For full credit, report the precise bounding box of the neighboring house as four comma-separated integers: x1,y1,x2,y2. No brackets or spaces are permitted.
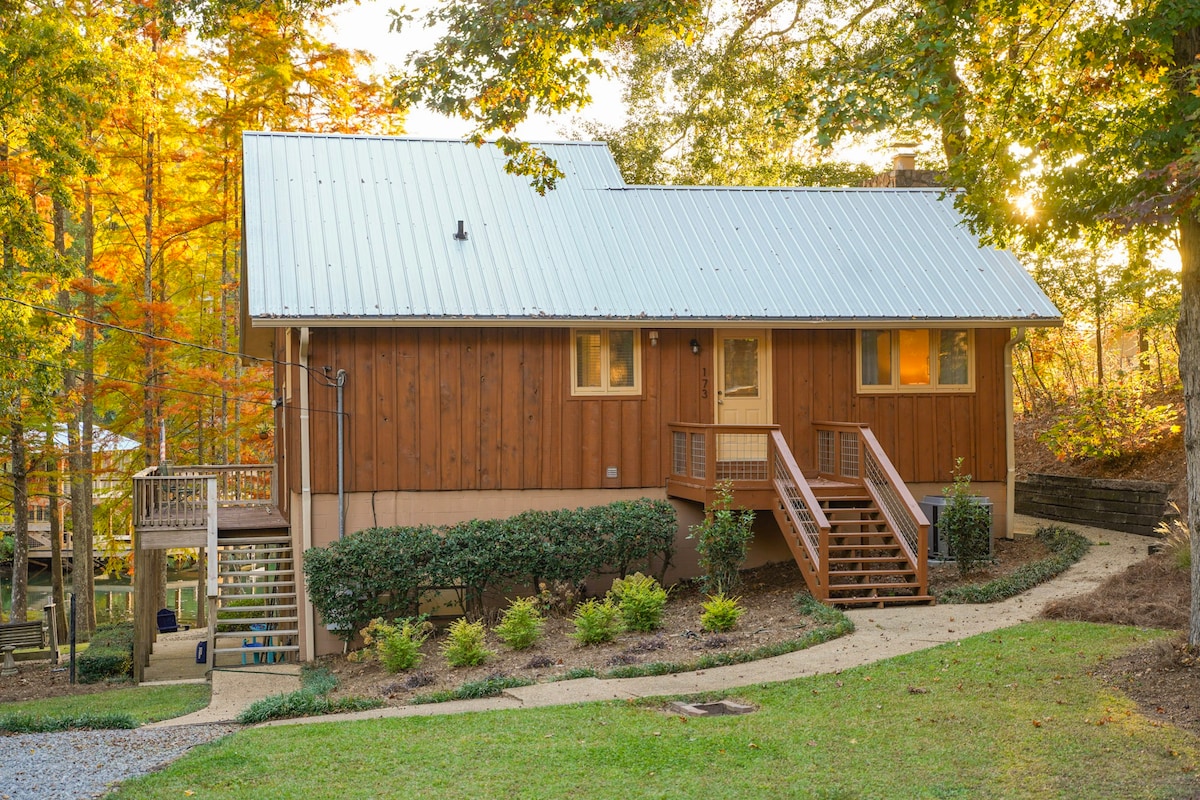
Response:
1,425,140,561
238,132,1060,660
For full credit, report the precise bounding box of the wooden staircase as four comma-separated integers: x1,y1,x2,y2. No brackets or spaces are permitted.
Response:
210,532,301,666
813,486,934,606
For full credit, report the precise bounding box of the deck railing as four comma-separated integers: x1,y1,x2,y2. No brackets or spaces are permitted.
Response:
813,421,929,589
668,423,779,488
768,430,831,591
132,464,276,530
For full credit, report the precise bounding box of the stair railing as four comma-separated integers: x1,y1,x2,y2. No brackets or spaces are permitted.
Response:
813,422,930,593
768,430,831,597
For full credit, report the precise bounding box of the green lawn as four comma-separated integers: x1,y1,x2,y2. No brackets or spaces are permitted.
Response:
117,622,1199,799
0,683,210,730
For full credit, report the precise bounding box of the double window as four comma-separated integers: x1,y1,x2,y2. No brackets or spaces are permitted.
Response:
858,329,973,392
571,329,640,395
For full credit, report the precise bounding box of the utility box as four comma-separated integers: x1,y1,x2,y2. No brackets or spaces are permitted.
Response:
919,495,994,562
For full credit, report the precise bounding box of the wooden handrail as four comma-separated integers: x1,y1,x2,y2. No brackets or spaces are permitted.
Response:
858,428,928,527
768,431,830,589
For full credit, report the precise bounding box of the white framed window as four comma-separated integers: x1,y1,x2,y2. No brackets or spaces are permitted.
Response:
571,328,641,396
857,329,974,393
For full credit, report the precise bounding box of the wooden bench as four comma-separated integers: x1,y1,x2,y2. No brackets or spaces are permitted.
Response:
0,621,46,676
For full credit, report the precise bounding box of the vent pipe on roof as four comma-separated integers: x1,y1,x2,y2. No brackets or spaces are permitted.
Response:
453,220,468,240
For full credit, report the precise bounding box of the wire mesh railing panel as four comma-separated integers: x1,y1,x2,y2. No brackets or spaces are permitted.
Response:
773,449,821,558
672,431,687,476
818,430,835,474
715,433,769,481
689,433,707,479
863,449,919,554
839,432,860,479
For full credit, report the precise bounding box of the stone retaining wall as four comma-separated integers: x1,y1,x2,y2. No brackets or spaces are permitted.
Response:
1014,472,1170,535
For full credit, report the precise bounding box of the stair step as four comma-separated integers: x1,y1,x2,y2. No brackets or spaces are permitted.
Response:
827,569,915,578
832,595,935,606
219,556,294,564
212,644,301,655
214,628,300,640
828,556,910,564
829,581,922,591
215,615,299,625
218,537,291,546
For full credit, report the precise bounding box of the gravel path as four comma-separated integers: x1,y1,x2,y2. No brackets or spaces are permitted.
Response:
0,724,237,800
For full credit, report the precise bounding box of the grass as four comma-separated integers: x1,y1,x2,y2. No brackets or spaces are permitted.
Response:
116,621,1199,799
0,684,210,733
938,526,1092,604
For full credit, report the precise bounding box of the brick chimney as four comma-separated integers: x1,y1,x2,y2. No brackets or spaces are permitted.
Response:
861,143,942,188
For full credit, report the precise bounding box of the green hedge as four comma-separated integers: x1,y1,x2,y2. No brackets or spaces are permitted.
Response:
937,526,1091,604
305,499,677,640
78,622,134,684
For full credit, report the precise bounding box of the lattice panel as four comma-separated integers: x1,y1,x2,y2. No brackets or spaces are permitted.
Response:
818,430,835,474
839,432,860,478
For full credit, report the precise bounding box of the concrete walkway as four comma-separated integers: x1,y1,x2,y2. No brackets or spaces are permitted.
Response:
158,516,1154,728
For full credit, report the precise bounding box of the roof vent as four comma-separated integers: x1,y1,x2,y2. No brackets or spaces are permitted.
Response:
453,220,468,240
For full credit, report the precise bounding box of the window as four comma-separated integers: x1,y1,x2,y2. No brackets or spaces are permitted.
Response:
571,328,641,395
857,329,973,392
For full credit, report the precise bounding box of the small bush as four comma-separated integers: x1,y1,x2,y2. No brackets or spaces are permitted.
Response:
550,666,598,682
78,622,135,684
493,597,544,650
939,458,993,576
1157,508,1191,570
608,573,668,632
689,482,755,594
361,617,430,672
570,598,622,645
700,593,744,633
441,618,493,667
236,665,382,724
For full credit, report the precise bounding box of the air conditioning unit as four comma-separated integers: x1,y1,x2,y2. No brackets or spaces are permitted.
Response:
919,495,994,563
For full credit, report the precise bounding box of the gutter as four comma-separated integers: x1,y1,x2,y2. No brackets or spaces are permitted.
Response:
1003,327,1026,539
299,327,315,661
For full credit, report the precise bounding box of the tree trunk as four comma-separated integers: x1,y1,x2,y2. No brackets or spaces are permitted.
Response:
10,418,27,621
47,441,67,636
1179,211,1200,650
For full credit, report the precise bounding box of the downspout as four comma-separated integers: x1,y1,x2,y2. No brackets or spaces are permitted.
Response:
1003,327,1026,539
299,327,315,661
336,369,347,539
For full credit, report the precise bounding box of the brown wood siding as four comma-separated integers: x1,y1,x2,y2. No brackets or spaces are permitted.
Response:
302,327,710,494
772,328,1009,483
288,325,1008,494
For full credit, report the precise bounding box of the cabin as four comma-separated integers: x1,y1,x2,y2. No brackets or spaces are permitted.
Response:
138,131,1060,666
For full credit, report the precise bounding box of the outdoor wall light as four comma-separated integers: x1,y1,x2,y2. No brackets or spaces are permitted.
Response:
690,338,701,355
648,330,659,347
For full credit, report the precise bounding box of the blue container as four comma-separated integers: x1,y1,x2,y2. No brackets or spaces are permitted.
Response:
195,640,207,664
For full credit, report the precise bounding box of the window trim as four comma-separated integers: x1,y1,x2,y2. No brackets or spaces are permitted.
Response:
570,328,643,396
856,328,975,394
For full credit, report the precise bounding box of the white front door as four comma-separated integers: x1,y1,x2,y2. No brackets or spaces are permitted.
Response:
716,330,771,425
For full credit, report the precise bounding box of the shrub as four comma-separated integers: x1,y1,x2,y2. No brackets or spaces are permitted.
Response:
1157,508,1191,571
305,525,442,641
410,674,535,705
1038,375,1177,462
493,597,544,650
608,572,668,632
78,622,134,684
361,617,430,672
570,598,622,645
689,482,755,594
700,593,744,632
441,618,493,667
939,459,993,576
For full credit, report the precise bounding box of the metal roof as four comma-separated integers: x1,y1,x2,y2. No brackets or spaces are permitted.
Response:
242,132,1061,326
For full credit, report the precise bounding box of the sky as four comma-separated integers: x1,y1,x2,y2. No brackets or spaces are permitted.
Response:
327,0,625,140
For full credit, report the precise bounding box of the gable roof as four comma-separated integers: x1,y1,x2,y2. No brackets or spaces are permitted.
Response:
241,132,1060,332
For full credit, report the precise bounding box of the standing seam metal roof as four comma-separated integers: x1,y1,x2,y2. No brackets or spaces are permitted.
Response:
241,132,1061,324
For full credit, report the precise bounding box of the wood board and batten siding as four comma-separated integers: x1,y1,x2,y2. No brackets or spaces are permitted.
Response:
280,325,1008,498
772,327,1010,484
291,327,713,495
